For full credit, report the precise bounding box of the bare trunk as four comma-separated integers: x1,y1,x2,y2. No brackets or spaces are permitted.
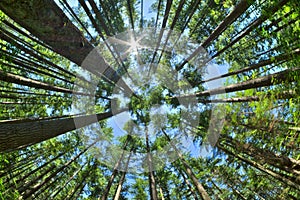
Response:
0,69,104,98
0,109,126,152
101,137,131,200
176,68,300,99
162,129,211,200
199,90,296,103
146,128,158,200
113,151,132,200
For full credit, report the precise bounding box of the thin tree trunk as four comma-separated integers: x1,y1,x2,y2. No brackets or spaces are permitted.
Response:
162,129,211,200
176,68,300,99
0,57,72,84
199,90,296,103
60,0,95,42
156,0,186,63
159,186,165,200
6,151,66,190
222,136,300,175
127,0,135,30
66,174,88,200
154,0,162,29
150,0,173,65
100,136,131,200
50,162,87,199
0,31,74,78
73,182,87,200
177,0,252,70
87,0,111,36
140,0,143,28
203,49,300,84
210,180,224,198
113,150,132,200
226,182,247,200
217,143,300,191
21,141,96,199
17,165,56,195
0,69,110,99
1,160,35,184
146,128,158,200
176,166,200,200
213,0,289,58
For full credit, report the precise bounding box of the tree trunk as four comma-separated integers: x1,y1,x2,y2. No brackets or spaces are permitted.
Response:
162,129,211,200
0,30,74,78
177,166,200,200
222,136,300,175
51,163,87,199
203,49,300,84
176,68,300,99
6,152,65,190
217,142,300,191
0,69,101,98
146,128,158,200
213,0,289,58
159,186,165,200
0,0,92,66
0,0,134,95
21,141,95,199
150,0,173,65
0,109,126,152
113,151,132,200
177,0,252,70
100,137,131,200
199,90,296,103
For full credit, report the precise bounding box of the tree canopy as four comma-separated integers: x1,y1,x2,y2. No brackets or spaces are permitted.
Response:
0,0,299,199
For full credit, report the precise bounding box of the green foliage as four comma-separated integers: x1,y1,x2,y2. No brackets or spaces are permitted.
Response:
0,0,300,199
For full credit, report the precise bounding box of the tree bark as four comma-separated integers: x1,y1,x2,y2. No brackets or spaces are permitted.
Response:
0,0,92,66
176,68,300,99
0,109,127,152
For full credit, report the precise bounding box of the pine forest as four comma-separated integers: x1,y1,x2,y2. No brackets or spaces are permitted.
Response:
0,0,299,199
